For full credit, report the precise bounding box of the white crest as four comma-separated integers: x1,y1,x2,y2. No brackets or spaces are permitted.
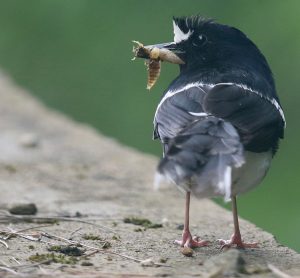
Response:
173,20,193,43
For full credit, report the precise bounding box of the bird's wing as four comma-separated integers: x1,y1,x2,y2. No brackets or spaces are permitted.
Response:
203,83,285,153
153,85,207,143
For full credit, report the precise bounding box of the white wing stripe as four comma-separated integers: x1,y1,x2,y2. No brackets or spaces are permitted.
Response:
188,112,208,117
154,82,286,127
154,82,209,119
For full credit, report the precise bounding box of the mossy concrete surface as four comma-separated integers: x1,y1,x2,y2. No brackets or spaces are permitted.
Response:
0,72,299,277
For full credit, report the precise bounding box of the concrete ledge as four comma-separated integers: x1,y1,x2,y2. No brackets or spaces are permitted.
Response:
0,73,299,277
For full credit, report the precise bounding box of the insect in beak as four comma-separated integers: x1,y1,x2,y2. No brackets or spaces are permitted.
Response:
132,41,184,90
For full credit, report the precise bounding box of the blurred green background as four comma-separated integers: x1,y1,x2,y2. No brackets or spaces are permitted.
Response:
0,0,299,251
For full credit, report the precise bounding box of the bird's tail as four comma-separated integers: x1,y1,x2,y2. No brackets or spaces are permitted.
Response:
156,116,244,200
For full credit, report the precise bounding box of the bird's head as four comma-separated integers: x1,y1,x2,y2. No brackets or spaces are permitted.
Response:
144,16,269,74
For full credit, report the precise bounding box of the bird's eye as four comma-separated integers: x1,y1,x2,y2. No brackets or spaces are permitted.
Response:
192,34,207,47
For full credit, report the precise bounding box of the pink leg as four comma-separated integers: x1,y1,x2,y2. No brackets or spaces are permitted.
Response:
174,192,209,248
218,196,258,249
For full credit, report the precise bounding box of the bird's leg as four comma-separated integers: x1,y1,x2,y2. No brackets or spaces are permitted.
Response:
218,196,258,249
174,191,209,248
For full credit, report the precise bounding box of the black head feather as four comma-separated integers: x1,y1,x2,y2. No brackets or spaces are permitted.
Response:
171,15,275,95
173,15,214,34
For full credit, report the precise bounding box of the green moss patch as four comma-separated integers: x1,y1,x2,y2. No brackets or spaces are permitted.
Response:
82,234,102,240
47,245,84,256
123,217,162,229
29,253,78,265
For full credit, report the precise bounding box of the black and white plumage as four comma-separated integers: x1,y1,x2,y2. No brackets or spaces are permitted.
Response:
141,16,285,248
154,81,284,200
157,116,244,201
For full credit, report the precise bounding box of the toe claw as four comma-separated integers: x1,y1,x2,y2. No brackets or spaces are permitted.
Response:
217,239,227,245
174,239,183,247
186,237,209,248
241,242,259,248
175,231,209,248
217,237,258,249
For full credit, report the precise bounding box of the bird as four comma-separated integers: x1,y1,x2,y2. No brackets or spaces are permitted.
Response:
137,16,285,249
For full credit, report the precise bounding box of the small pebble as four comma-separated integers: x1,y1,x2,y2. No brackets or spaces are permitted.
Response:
181,247,193,257
19,133,39,148
102,241,111,249
159,258,168,263
161,217,169,226
81,261,93,266
176,224,184,230
75,211,82,217
140,258,155,267
9,203,38,215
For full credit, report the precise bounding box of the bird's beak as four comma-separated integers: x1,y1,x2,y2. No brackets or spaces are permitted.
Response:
133,41,184,65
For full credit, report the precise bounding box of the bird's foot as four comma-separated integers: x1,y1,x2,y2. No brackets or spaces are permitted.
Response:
174,230,209,248
217,233,258,249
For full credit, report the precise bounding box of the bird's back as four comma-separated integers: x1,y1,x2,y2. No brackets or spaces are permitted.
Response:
152,16,285,199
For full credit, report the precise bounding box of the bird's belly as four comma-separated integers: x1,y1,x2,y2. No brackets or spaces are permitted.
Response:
231,151,272,196
188,151,272,199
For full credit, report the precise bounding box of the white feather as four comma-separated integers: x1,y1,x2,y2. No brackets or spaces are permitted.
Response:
154,83,208,120
188,112,208,117
173,21,193,44
223,166,232,201
154,82,286,127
